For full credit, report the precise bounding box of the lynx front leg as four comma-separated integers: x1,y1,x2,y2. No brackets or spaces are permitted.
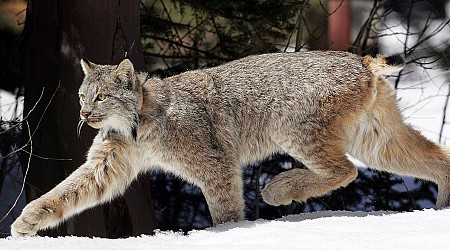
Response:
10,192,66,238
11,138,139,237
11,164,101,237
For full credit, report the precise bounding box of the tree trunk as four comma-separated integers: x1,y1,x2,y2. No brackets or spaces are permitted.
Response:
21,0,156,237
328,0,352,51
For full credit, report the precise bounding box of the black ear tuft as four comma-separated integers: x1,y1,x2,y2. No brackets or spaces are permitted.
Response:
385,54,405,67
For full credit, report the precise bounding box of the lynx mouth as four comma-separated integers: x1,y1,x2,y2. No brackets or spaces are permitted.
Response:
80,116,105,129
76,118,103,137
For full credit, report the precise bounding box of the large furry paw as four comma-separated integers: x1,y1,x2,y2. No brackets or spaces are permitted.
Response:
11,200,55,238
11,216,38,238
261,176,296,206
261,169,311,206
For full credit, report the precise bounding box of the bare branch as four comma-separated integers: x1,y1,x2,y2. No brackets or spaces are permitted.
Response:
0,121,32,225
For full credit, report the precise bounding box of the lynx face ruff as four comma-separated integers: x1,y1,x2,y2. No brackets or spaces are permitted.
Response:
12,51,450,237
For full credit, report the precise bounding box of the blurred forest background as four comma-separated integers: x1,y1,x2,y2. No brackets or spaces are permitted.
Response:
1,0,450,238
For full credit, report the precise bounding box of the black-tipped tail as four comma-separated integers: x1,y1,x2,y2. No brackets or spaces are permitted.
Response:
385,54,405,67
362,54,406,76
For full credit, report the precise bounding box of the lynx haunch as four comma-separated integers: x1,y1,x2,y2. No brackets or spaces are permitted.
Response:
11,51,450,237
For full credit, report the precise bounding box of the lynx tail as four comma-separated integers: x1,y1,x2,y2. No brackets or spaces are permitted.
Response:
362,54,405,76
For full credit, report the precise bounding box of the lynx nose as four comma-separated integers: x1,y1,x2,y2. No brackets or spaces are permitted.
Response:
80,110,91,120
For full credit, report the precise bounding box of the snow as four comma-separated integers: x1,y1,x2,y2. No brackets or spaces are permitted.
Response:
1,209,449,249
0,89,23,121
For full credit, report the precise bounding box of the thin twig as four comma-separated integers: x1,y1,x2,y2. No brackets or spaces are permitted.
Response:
18,149,72,161
320,0,345,16
0,88,45,135
350,0,382,54
1,84,60,160
295,0,309,52
439,80,450,144
400,177,417,210
0,121,32,225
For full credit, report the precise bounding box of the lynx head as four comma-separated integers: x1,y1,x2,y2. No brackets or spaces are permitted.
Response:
78,58,144,140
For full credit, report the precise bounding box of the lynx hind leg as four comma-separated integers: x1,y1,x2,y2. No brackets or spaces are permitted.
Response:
262,135,358,206
347,79,450,208
437,182,450,208
350,118,450,208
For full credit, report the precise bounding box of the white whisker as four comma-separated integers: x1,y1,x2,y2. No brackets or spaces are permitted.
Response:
77,120,84,138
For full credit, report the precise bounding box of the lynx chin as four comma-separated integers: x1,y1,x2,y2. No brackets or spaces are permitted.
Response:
11,51,450,237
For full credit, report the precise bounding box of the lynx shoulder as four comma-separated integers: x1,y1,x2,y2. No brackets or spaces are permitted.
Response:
11,51,450,237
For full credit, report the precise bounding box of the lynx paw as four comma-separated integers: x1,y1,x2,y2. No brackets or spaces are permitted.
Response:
11,200,56,238
261,178,295,206
261,168,312,206
11,216,39,238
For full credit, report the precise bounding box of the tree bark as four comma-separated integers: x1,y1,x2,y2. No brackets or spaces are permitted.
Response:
22,0,156,237
328,0,352,51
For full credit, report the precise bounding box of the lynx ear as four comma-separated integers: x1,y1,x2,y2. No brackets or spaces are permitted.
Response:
80,58,97,75
115,59,135,85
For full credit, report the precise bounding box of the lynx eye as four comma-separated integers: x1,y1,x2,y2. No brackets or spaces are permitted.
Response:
96,93,107,102
79,93,85,102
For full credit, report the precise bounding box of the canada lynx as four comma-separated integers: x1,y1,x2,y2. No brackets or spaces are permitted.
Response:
11,51,450,237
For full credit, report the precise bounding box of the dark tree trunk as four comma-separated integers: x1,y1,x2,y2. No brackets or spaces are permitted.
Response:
21,0,156,237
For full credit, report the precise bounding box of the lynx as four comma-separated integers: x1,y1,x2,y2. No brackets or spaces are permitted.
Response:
11,51,450,237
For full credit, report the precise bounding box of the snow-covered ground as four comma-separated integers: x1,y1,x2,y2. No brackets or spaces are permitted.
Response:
1,209,449,250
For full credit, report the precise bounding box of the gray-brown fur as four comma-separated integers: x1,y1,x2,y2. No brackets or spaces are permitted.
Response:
11,51,450,237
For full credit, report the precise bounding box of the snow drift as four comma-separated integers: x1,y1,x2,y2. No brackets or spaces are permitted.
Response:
1,209,449,250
